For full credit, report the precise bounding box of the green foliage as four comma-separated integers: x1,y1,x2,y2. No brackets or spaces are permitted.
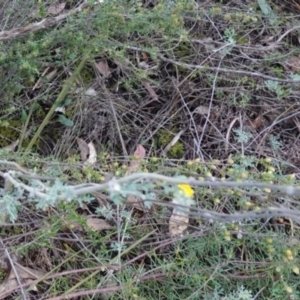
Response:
257,0,278,25
0,0,191,94
0,152,299,298
0,105,16,116
58,114,74,127
265,80,291,99
0,189,21,222
269,134,282,152
1,1,300,299
208,286,254,300
0,120,23,147
157,129,185,158
233,128,253,144
0,0,192,140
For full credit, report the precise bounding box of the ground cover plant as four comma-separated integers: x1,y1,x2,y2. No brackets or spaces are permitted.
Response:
1,0,300,299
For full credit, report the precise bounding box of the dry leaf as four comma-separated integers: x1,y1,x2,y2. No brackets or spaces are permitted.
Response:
285,56,300,73
193,105,210,115
139,61,150,69
134,143,146,159
55,106,65,114
87,142,97,165
33,68,58,90
126,194,145,209
87,218,113,231
85,87,97,96
141,52,149,62
169,192,192,236
169,210,189,236
32,67,49,90
251,115,264,129
125,144,147,211
126,144,146,174
74,87,97,97
0,261,46,297
260,35,274,44
76,138,89,162
11,263,45,280
47,2,66,15
94,60,111,77
245,115,264,130
141,80,159,102
2,139,19,152
0,276,20,296
92,191,110,206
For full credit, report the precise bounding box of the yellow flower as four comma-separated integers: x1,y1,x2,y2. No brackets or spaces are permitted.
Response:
292,266,299,275
178,184,194,198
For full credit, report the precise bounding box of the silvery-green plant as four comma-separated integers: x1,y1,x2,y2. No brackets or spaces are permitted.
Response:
269,134,282,151
224,28,236,45
219,28,236,56
206,286,254,300
0,189,21,222
265,80,291,99
290,73,300,81
108,179,156,207
233,128,253,144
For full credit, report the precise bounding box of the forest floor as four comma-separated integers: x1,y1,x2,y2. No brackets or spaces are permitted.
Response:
1,0,300,299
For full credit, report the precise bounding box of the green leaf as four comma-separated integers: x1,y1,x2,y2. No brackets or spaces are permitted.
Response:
257,0,277,25
58,114,74,127
64,98,72,106
20,109,28,123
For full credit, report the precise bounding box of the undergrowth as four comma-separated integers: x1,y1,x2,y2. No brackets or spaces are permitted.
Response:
1,0,300,299
0,150,300,299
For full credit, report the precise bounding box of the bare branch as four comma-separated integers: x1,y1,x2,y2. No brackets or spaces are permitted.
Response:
0,0,89,41
157,54,300,83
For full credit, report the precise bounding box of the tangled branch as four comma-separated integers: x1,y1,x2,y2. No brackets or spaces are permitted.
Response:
0,0,89,41
1,160,300,224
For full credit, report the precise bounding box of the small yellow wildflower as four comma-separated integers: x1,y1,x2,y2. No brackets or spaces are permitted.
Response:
285,285,293,294
178,184,194,198
292,266,299,275
285,249,293,257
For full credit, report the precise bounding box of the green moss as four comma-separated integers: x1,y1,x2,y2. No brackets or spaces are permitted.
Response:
34,105,47,119
174,42,193,60
0,120,22,147
0,115,45,150
79,66,95,87
0,121,35,150
157,129,185,158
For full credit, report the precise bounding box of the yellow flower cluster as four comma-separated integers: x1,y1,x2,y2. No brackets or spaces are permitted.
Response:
178,184,194,198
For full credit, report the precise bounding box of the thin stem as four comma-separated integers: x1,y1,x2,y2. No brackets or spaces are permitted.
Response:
25,56,89,153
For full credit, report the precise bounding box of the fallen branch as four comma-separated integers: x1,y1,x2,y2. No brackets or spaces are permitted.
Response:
1,161,300,224
125,39,300,83
157,54,300,83
0,0,89,41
